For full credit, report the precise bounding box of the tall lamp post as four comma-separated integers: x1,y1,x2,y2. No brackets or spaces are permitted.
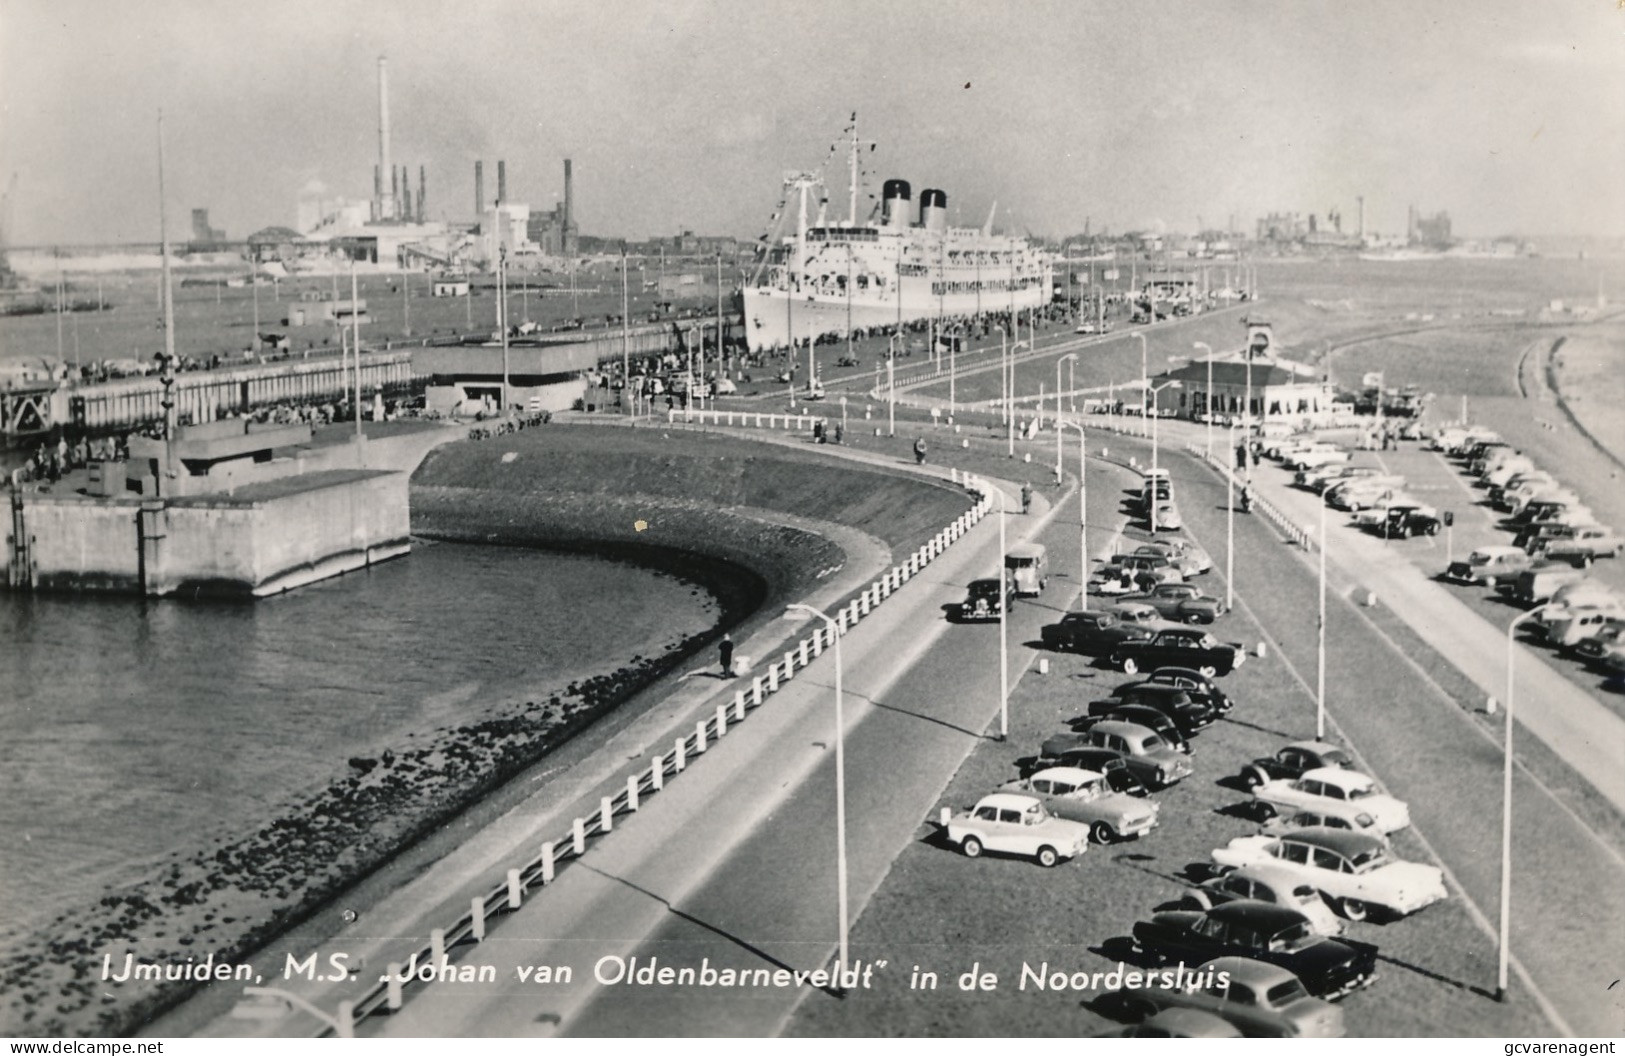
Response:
1057,419,1088,612
784,603,849,985
1147,379,1182,530
995,325,1013,456
1193,341,1213,459
947,324,962,414
1316,493,1327,739
1131,330,1149,438
1226,416,1236,610
1498,602,1550,1002
1054,353,1078,482
993,484,1010,740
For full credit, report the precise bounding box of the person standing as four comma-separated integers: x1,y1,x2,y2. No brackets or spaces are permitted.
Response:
718,633,735,678
1021,481,1034,514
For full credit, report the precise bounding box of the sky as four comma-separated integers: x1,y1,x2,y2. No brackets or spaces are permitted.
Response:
2,0,1622,245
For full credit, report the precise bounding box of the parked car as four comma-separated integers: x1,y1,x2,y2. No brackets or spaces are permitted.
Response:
1080,719,1194,788
1097,1008,1244,1038
1262,804,1389,841
1131,901,1378,999
1541,525,1623,565
1096,683,1219,736
1030,747,1151,796
996,766,1161,844
1376,503,1445,538
1211,828,1448,921
1499,563,1589,607
1132,538,1213,576
1184,863,1344,936
1285,445,1353,472
1494,471,1556,509
944,793,1091,866
1571,621,1625,662
1251,768,1411,834
1514,521,1583,553
1481,455,1536,489
1069,703,1192,753
1093,553,1183,593
1111,628,1248,677
955,578,1011,622
1039,607,1162,654
1149,500,1184,531
1326,479,1406,511
1309,465,1384,494
1238,741,1354,790
1119,582,1226,624
1443,545,1534,588
1542,606,1625,650
1110,957,1345,1038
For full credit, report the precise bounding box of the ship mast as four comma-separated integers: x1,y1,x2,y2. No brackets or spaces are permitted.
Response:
845,113,876,226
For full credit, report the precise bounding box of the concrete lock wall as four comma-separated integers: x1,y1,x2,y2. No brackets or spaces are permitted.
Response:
248,473,409,595
6,496,147,592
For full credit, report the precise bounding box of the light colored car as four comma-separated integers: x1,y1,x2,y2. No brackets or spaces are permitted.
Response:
1444,545,1534,588
1327,479,1405,512
1211,827,1447,921
1481,455,1535,489
1111,956,1345,1038
1541,580,1623,622
1262,805,1389,842
1252,768,1411,834
1133,538,1213,576
997,767,1160,844
1543,606,1625,649
1185,863,1344,936
1350,495,1434,528
1541,525,1622,565
1149,500,1183,531
945,793,1091,866
1285,445,1352,471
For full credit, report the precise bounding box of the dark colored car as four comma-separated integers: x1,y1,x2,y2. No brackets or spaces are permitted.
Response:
1130,901,1378,1000
1377,504,1444,538
1119,582,1226,624
1115,666,1234,714
956,578,1011,622
1239,741,1353,790
1040,609,1156,654
1109,683,1219,735
1072,704,1191,754
1030,746,1151,796
1111,628,1247,676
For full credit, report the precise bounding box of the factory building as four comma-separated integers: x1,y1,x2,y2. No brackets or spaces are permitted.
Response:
526,159,579,257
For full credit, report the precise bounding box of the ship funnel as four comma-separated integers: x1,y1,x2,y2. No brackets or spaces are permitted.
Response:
920,188,948,233
882,179,912,229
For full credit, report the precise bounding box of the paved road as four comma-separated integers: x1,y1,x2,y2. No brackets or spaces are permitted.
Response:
359,466,1138,1037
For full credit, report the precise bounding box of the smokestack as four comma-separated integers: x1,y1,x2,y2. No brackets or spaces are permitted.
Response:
475,161,484,219
401,181,412,224
1357,196,1365,240
377,56,393,219
497,160,507,204
391,167,400,219
418,165,426,223
563,159,573,242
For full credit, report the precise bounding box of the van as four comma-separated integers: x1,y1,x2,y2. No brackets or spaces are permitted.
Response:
1502,564,1588,606
1005,543,1048,597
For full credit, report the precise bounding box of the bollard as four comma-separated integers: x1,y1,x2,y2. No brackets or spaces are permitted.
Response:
600,795,614,832
336,1000,356,1039
507,868,523,909
951,467,959,483
1364,590,1378,607
940,806,952,828
735,690,747,719
541,840,556,883
573,817,587,854
1038,657,1050,675
627,774,640,811
651,755,665,790
387,963,403,1010
674,737,687,771
431,928,446,966
1256,641,1268,658
961,437,969,447
471,897,486,941
1485,696,1498,715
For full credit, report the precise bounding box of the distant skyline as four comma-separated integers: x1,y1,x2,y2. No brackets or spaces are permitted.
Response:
2,0,1622,246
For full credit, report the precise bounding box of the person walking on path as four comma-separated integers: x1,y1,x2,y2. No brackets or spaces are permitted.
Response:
718,633,735,678
1021,481,1034,514
914,437,927,465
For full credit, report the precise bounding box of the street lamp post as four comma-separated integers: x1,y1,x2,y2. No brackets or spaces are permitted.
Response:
1055,354,1078,482
1226,416,1236,610
1317,493,1327,739
1147,380,1182,530
1132,330,1149,439
1057,419,1088,612
994,484,1010,740
887,334,899,437
996,325,1012,456
948,325,960,415
784,603,849,985
1194,341,1213,460
1498,602,1550,1002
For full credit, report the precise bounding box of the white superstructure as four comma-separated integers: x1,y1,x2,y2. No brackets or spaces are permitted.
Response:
742,121,1051,352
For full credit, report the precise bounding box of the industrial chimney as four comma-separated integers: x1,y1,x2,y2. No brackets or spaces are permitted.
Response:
475,161,485,220
497,160,507,204
563,159,573,245
418,166,426,223
882,179,912,229
377,56,393,221
920,188,948,233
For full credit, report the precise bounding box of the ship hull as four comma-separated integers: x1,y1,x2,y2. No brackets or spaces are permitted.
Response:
742,281,1049,352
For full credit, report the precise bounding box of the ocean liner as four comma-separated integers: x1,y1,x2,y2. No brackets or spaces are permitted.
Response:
741,120,1053,352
